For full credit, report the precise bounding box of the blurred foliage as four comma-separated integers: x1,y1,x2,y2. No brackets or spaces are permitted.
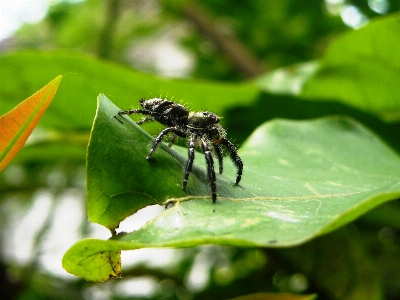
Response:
1,0,400,299
10,0,400,80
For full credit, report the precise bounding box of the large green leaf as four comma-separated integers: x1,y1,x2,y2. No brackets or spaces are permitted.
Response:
301,13,400,121
63,94,400,281
0,50,258,166
0,50,258,131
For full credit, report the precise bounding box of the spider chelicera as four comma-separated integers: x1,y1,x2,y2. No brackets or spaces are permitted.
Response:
114,98,243,203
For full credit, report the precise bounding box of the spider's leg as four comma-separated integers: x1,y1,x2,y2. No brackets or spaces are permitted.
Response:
137,117,154,125
118,108,160,116
213,143,223,174
114,109,150,124
182,134,197,192
117,109,147,116
168,134,177,148
200,139,217,203
147,127,176,159
116,109,164,123
221,139,243,185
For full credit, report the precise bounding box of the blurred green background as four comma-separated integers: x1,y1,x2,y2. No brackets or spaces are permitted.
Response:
1,0,400,299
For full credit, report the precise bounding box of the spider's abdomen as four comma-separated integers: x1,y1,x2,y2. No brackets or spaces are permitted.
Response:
140,98,189,126
187,111,220,129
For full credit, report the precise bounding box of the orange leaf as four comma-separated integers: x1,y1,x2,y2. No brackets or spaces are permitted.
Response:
0,75,63,171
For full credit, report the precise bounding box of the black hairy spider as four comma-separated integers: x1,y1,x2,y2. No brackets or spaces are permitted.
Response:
114,98,243,203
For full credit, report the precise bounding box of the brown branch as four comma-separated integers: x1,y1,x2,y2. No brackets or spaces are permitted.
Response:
182,1,266,78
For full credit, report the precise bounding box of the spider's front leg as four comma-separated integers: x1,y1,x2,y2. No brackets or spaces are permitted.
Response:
115,109,162,125
117,109,148,116
114,109,145,124
200,139,217,203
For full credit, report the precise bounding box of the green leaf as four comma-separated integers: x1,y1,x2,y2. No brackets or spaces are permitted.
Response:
301,13,400,121
0,51,259,166
65,94,400,281
254,61,318,95
62,239,122,282
0,50,258,131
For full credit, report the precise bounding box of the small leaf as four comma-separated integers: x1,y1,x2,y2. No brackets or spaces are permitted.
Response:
62,239,121,282
0,75,62,171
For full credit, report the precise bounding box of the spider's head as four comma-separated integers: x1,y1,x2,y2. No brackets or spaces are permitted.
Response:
188,111,220,129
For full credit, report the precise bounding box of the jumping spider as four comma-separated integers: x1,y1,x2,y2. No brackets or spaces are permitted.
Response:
115,98,243,203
